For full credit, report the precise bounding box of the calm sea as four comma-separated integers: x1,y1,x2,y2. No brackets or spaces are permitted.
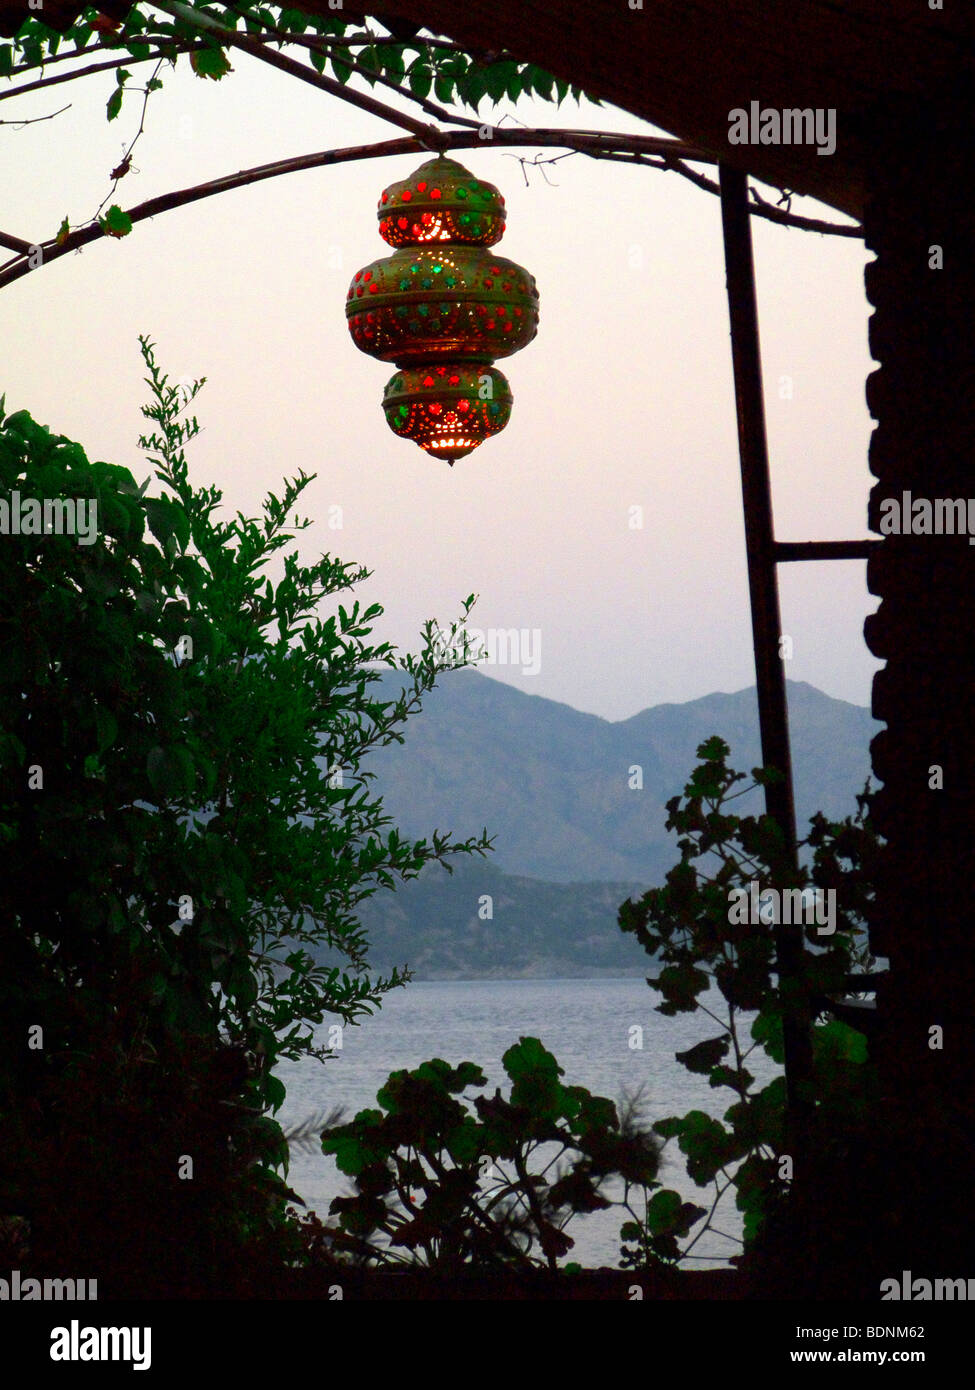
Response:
274,977,778,1270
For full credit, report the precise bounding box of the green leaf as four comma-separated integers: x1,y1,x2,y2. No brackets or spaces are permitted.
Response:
483,61,516,102
812,1019,868,1067
265,1074,286,1113
106,87,123,121
674,1110,735,1187
381,44,406,82
146,744,194,799
675,1035,730,1075
190,46,233,80
751,1009,786,1065
653,1116,683,1141
502,1035,561,1084
644,1188,685,1234
409,64,432,99
457,64,487,110
331,53,352,85
94,707,118,754
98,205,132,239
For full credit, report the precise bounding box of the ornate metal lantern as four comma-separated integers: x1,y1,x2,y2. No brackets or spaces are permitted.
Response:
346,155,539,463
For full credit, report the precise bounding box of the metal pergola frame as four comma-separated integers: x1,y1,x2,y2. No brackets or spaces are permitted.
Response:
716,165,880,1142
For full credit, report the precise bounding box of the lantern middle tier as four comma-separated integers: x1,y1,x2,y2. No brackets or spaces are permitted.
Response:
346,244,539,366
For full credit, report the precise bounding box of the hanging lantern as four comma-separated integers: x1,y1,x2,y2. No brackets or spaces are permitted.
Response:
346,155,539,463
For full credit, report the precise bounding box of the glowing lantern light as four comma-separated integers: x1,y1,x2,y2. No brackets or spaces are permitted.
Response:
346,155,539,463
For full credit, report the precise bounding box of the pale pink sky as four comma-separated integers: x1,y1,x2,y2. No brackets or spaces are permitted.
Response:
1,34,877,720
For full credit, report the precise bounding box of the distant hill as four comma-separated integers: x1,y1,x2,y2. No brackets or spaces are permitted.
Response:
300,673,880,979
352,862,650,980
361,672,878,887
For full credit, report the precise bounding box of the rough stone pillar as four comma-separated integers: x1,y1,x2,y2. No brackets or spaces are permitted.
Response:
861,84,975,1273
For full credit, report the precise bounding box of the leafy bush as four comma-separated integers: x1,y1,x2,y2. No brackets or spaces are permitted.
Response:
619,737,878,1260
0,340,489,1293
312,1036,675,1272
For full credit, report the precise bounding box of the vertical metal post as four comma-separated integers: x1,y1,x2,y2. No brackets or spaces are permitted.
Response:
718,163,813,1137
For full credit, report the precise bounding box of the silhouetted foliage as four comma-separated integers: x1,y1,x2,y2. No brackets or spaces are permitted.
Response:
0,341,488,1294
619,737,879,1262
311,1036,672,1272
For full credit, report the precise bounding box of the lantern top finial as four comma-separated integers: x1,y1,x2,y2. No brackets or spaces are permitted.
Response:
377,156,506,248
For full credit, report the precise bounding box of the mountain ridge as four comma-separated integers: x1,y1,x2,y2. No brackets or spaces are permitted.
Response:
362,670,878,886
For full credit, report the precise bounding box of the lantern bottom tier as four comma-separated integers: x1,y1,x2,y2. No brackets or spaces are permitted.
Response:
382,363,512,463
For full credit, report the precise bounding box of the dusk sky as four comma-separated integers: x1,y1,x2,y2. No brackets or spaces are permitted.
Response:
1,32,877,721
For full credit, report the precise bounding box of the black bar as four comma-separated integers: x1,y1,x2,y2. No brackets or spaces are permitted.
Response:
718,163,814,1138
775,539,880,562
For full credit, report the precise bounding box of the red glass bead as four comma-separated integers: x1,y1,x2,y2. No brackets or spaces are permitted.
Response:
398,217,408,229
363,270,372,280
458,399,470,412
401,190,412,201
369,283,379,294
356,287,364,297
421,212,433,225
486,320,495,329
484,278,493,288
429,402,442,414
436,366,447,375
417,181,427,192
382,192,389,203
448,375,460,385
431,188,442,199
355,271,362,282
423,375,435,386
